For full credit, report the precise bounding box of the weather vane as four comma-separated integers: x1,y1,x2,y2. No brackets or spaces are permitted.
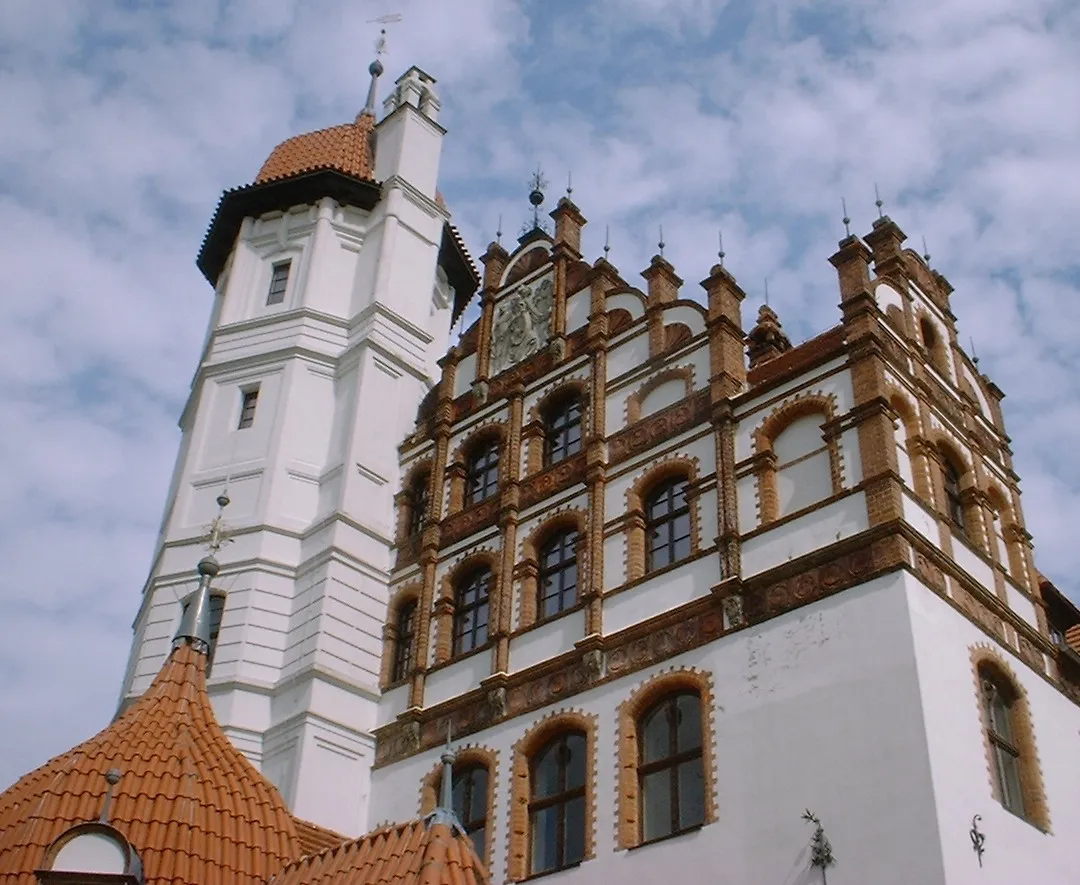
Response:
367,13,402,56
201,492,233,556
522,167,549,234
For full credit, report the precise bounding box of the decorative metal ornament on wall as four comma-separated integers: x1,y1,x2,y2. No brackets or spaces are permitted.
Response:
489,275,554,376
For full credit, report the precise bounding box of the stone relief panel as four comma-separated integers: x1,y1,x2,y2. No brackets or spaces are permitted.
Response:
489,275,554,376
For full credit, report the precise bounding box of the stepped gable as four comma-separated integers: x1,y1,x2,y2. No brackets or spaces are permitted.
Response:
256,113,377,185
268,819,488,885
0,643,301,885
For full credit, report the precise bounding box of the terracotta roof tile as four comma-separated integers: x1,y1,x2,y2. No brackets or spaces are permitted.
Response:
0,643,301,885
256,113,377,185
293,817,348,857
268,820,488,885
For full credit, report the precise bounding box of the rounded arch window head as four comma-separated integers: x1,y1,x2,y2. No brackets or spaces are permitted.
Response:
542,391,584,467
41,822,145,884
645,476,692,572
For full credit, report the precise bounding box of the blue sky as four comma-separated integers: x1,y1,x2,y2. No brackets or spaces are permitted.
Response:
1,0,1078,790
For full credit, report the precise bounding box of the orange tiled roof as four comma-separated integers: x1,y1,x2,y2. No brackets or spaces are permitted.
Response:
256,112,376,185
268,819,489,885
0,643,301,885
293,817,348,857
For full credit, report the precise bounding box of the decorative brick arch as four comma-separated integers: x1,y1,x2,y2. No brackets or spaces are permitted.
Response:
447,421,508,514
886,388,932,502
502,244,552,288
418,745,499,867
506,709,598,882
523,379,590,474
625,365,695,424
913,304,952,378
925,433,986,548
884,303,908,337
615,668,717,849
395,457,434,543
983,481,1026,579
970,645,1050,831
381,582,423,687
433,551,501,665
624,456,702,582
516,508,589,629
751,392,844,525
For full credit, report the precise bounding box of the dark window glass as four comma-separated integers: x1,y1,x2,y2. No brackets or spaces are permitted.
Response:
453,568,491,655
206,592,226,674
982,674,1025,816
646,478,691,571
544,395,583,466
238,389,259,430
407,472,430,537
392,600,417,683
639,692,705,843
538,530,579,620
450,764,489,860
943,459,966,532
529,732,587,875
466,440,500,505
266,260,291,305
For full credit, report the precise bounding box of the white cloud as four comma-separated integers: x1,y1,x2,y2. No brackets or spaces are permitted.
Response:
1,0,1078,796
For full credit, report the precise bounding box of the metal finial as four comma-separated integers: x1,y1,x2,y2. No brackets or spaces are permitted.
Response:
98,769,123,823
717,229,725,267
496,214,503,246
658,225,665,258
566,171,573,197
205,492,232,556
603,225,611,259
764,278,770,307
970,336,979,367
874,183,884,219
922,235,931,264
425,720,463,831
527,167,548,231
841,197,851,237
366,13,402,56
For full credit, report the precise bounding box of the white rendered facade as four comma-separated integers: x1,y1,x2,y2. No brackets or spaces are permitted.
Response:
118,68,469,836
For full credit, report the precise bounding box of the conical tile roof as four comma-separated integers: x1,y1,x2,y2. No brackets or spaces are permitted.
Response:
255,113,376,185
0,643,301,885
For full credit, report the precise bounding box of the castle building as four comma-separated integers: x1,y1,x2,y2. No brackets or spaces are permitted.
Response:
4,53,1080,885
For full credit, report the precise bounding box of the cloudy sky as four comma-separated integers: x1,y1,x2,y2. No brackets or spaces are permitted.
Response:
1,0,1078,790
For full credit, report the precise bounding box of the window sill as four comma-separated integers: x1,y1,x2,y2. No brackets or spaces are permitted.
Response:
514,599,589,638
521,860,583,882
627,822,705,852
427,641,494,675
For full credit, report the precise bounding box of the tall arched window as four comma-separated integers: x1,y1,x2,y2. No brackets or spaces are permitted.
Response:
543,394,583,466
452,763,490,860
538,530,579,620
942,456,966,532
981,669,1024,816
406,470,430,537
530,732,587,875
391,600,417,683
466,439,500,505
639,692,705,842
646,477,691,571
453,567,492,655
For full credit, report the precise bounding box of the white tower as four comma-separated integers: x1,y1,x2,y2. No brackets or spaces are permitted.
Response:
118,61,478,836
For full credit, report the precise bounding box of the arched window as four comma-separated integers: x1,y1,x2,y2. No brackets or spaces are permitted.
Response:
639,692,705,843
391,599,417,683
406,470,430,537
646,477,691,571
538,530,579,620
543,394,583,466
453,567,492,655
529,732,587,875
981,669,1024,816
452,763,489,860
466,439,500,505
942,456,966,532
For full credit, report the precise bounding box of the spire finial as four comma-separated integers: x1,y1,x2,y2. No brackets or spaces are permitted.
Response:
658,224,665,258
764,277,770,307
922,235,931,265
525,167,548,234
717,229,725,267
496,214,503,247
173,492,229,653
970,336,980,367
841,197,851,237
98,769,123,823
361,14,400,115
603,225,611,260
566,171,573,198
425,720,464,831
874,183,885,219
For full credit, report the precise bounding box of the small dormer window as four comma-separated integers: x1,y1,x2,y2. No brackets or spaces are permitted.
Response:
266,261,291,305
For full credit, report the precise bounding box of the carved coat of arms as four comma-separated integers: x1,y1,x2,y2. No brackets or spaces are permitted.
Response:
489,277,553,376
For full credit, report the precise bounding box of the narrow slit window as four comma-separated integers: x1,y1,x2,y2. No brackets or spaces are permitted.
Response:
238,389,259,430
266,260,291,305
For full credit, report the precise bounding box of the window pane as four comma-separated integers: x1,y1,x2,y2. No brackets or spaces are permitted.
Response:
468,827,485,860
677,757,706,829
675,694,702,751
564,795,586,866
565,733,586,788
641,707,671,763
533,744,561,798
642,769,672,842
530,805,559,873
996,748,1025,816
468,768,488,821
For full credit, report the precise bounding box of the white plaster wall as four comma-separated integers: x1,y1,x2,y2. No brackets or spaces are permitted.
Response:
370,574,953,885
602,555,715,635
742,494,868,577
510,610,587,672
907,575,1080,884
566,287,591,333
661,302,706,335
605,332,650,408
903,490,939,544
603,432,715,516
952,539,995,597
639,377,685,417
454,351,477,398
424,653,492,708
874,281,905,312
